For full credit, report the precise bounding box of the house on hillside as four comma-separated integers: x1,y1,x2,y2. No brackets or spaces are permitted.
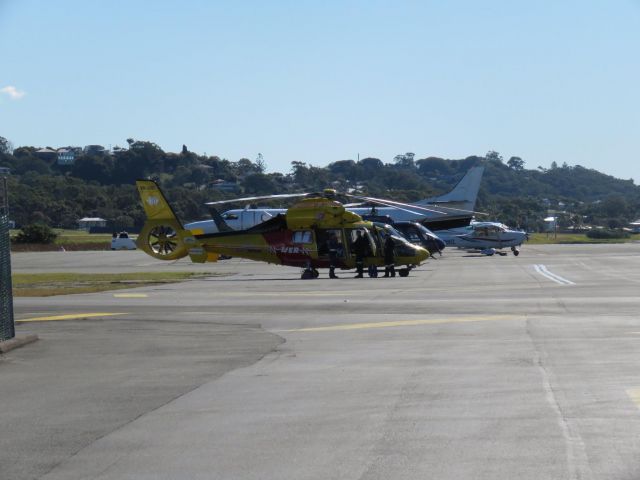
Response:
57,148,78,166
0,167,10,176
209,179,240,192
34,148,57,161
83,145,106,155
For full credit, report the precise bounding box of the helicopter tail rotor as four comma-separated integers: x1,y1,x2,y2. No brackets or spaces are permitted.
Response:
135,180,205,262
137,220,189,260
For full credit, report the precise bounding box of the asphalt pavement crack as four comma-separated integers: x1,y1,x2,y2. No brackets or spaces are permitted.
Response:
526,316,593,480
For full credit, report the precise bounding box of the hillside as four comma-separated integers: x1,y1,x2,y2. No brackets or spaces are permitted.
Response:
1,138,639,232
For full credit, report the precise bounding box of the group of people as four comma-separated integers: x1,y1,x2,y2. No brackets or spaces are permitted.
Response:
327,230,395,279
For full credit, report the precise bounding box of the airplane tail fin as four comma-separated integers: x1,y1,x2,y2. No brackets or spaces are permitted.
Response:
416,165,485,212
135,180,209,262
208,206,234,232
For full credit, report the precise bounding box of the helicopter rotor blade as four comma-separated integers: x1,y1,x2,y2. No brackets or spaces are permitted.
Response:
348,194,488,216
346,194,449,215
424,203,489,216
206,192,309,206
346,195,440,216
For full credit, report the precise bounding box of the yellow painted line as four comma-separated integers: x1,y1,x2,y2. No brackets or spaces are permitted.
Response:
17,313,128,323
626,388,640,409
280,315,522,332
113,293,148,298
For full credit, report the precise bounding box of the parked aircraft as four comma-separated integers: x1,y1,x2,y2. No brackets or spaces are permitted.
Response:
135,180,429,279
434,221,527,256
392,221,446,256
185,166,485,234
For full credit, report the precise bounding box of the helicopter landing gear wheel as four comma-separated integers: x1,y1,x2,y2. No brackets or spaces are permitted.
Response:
398,268,410,277
511,246,520,256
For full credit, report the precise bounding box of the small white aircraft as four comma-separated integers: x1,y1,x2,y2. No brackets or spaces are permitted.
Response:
186,166,485,234
434,221,528,256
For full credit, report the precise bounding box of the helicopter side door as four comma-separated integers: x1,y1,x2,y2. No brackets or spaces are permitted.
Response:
316,228,347,264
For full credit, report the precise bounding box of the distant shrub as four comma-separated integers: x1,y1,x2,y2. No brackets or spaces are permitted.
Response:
14,223,58,244
586,229,629,239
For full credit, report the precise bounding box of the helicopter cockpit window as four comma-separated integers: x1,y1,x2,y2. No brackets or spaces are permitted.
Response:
348,228,364,243
403,228,421,243
346,228,376,256
292,230,313,244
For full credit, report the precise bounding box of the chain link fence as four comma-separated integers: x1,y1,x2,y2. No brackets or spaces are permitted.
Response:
0,176,15,341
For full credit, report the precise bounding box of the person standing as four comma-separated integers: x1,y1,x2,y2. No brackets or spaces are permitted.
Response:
351,230,368,278
327,232,340,279
383,235,395,278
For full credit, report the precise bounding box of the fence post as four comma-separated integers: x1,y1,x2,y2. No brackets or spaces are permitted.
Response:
0,176,15,341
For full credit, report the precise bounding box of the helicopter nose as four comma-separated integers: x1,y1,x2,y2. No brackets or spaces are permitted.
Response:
416,246,429,263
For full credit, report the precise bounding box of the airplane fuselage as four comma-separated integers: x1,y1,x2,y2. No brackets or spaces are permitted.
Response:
435,222,527,250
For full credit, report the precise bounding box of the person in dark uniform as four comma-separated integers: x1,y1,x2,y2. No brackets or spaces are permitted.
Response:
351,230,369,278
327,232,340,279
383,234,395,278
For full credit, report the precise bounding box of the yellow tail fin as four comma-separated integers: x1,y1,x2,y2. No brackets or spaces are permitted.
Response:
136,180,183,226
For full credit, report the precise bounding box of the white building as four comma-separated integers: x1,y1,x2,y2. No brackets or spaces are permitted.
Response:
78,217,107,230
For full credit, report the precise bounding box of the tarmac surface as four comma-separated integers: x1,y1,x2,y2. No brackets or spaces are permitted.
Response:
4,244,640,479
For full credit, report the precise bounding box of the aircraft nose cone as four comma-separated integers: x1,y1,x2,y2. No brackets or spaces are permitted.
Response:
417,246,429,263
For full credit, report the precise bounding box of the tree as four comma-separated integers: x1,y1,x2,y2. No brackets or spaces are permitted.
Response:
255,153,266,173
291,161,310,185
507,156,525,171
416,157,452,176
14,223,58,244
393,152,415,169
358,157,383,170
243,173,276,194
236,158,257,177
15,157,52,175
328,160,357,177
0,136,12,155
485,151,503,164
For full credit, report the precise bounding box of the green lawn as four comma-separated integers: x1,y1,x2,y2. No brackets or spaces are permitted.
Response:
527,232,640,244
10,228,116,245
53,229,121,245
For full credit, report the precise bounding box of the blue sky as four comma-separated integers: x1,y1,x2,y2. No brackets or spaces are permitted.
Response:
1,0,639,181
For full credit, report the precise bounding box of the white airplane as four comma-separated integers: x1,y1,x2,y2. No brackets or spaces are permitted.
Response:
185,166,485,234
434,221,528,256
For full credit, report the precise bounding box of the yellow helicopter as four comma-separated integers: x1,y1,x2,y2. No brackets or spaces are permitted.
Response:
135,180,429,279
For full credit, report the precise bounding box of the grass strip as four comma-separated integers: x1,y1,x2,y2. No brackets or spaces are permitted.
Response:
527,233,639,244
12,271,223,297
